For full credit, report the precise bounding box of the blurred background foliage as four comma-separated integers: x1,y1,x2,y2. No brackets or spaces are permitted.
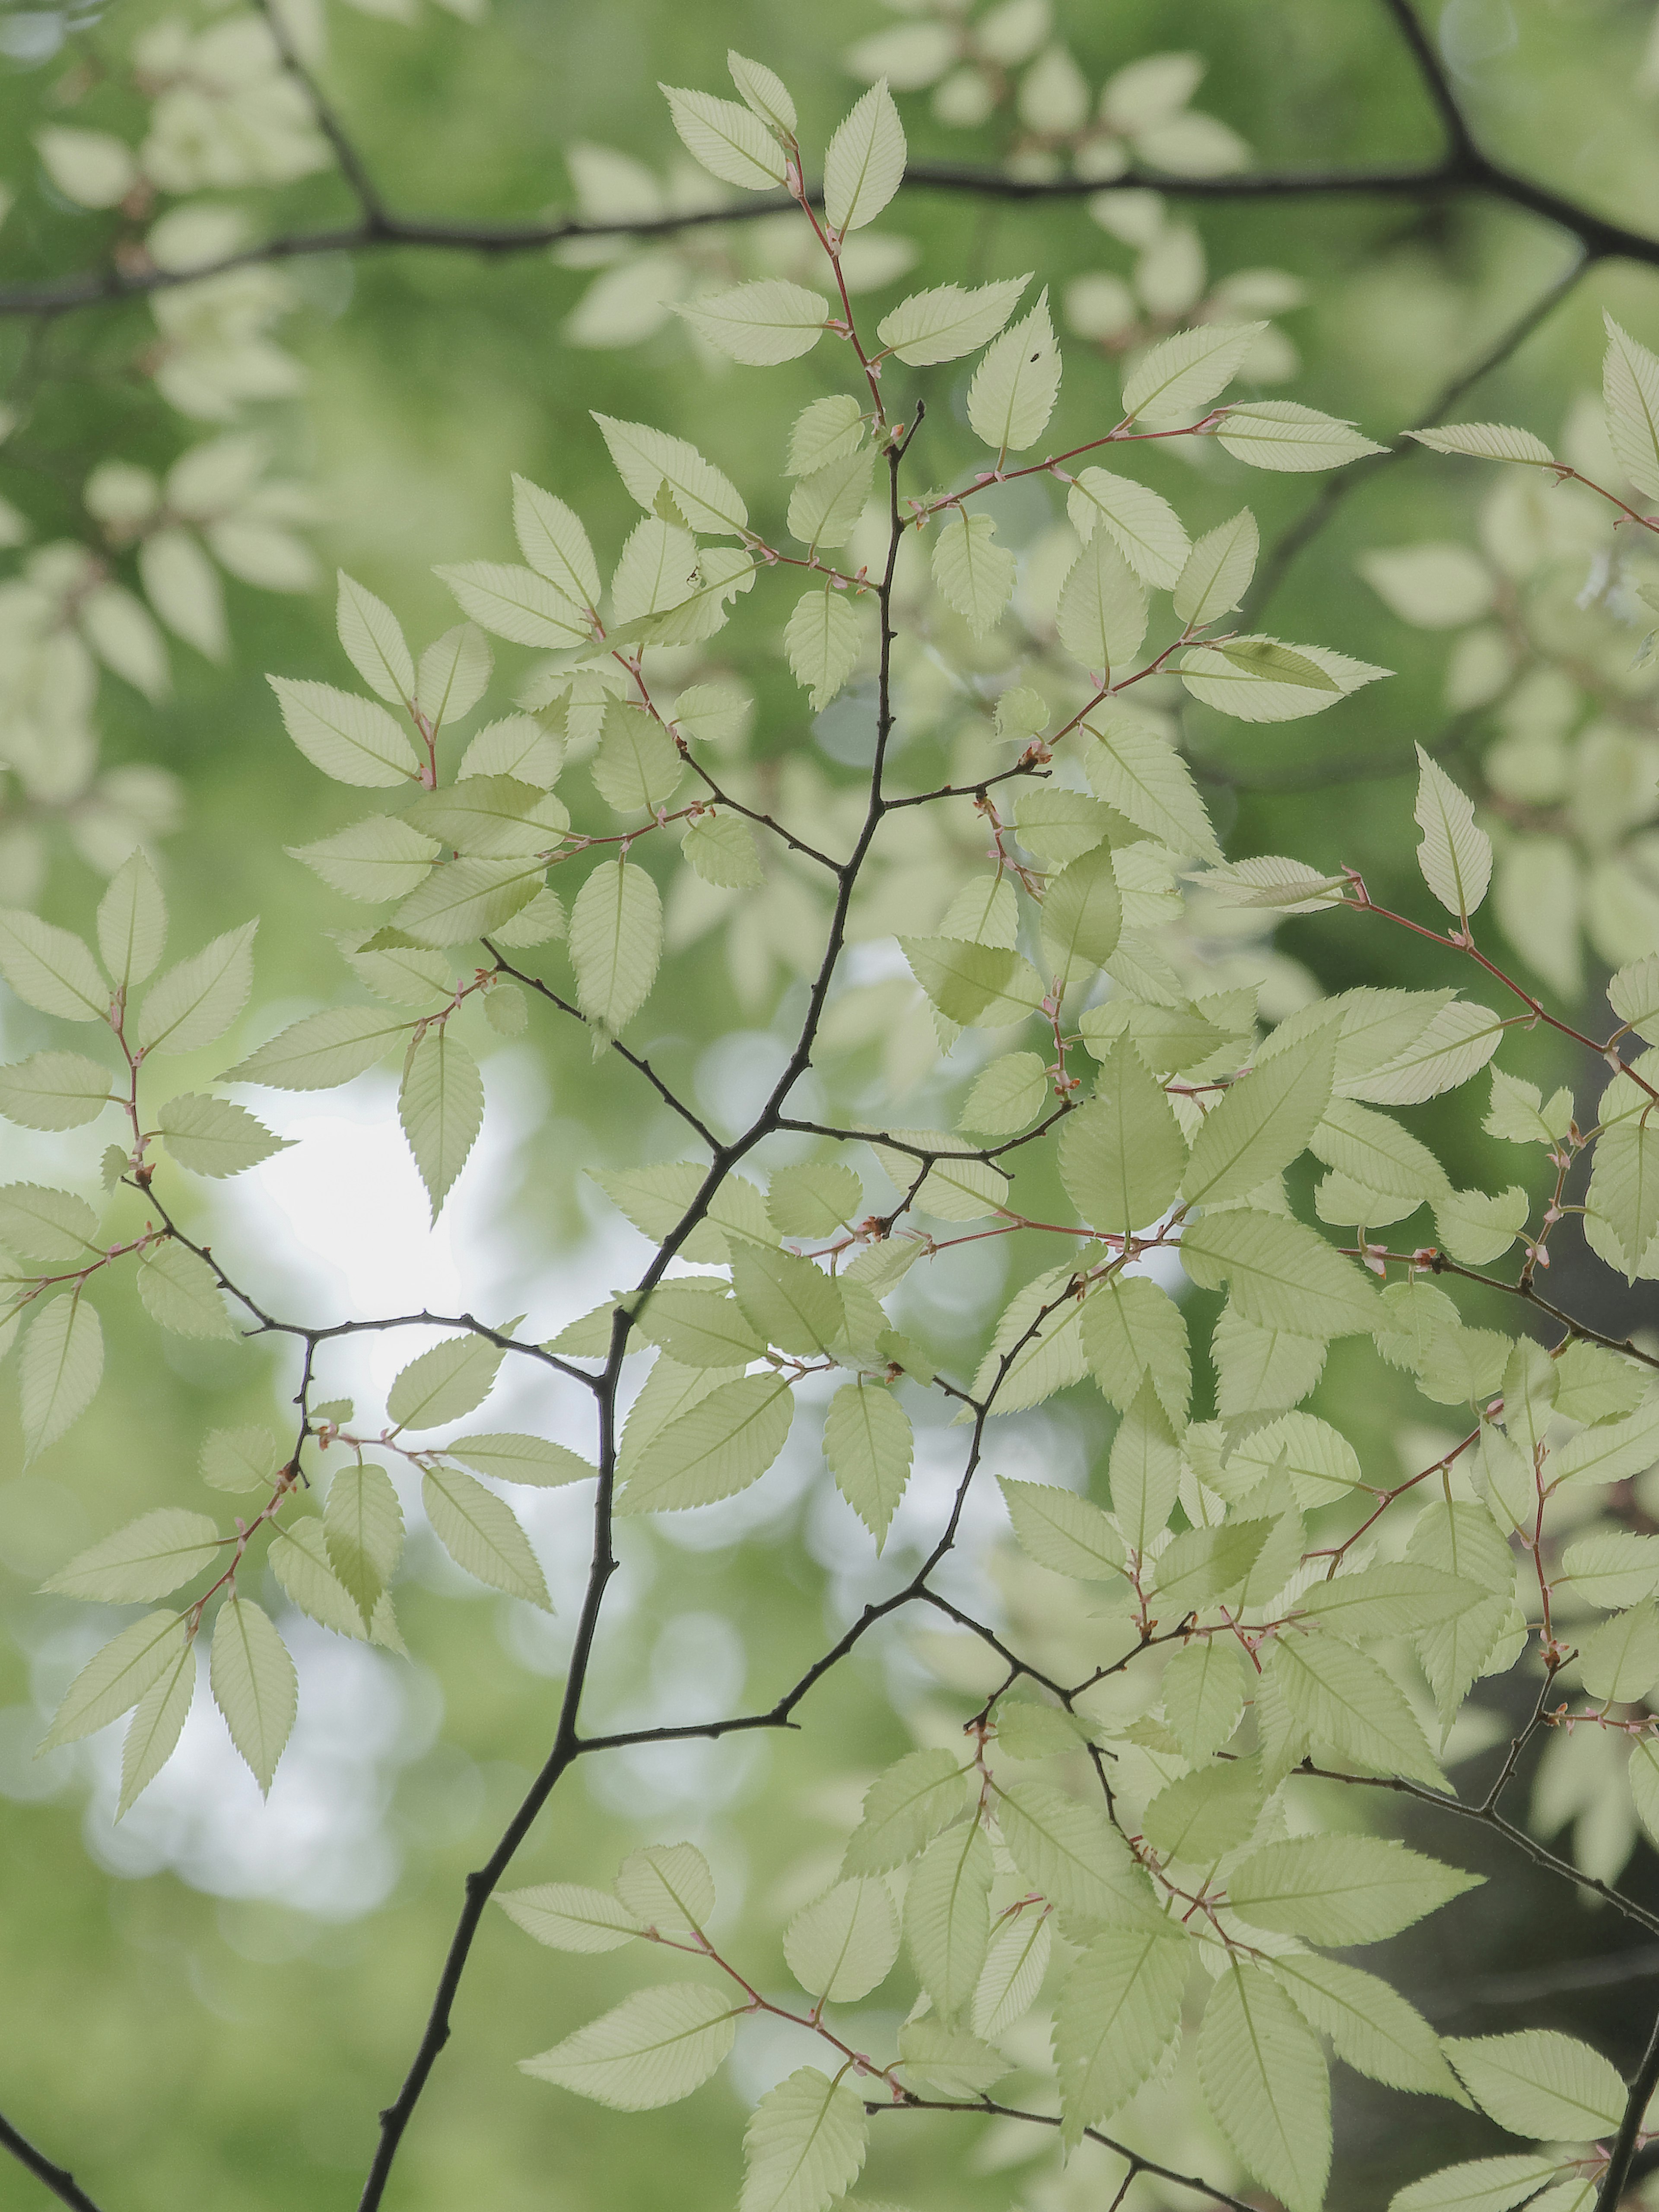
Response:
5,2,1659,2209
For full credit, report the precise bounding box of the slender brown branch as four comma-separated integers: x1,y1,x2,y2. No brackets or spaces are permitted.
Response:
1596,1998,1659,2209
875,2097,1259,2212
245,0,388,226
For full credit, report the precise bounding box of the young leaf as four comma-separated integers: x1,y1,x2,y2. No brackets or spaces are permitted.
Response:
737,2067,867,2212
661,85,788,191
118,1640,196,1818
0,910,110,1023
209,1596,298,1796
905,1818,993,2021
511,476,600,608
444,1434,595,1486
931,511,1015,636
592,415,749,537
1078,1272,1191,1424
399,1026,484,1217
1180,638,1387,723
1603,313,1659,502
1055,528,1147,675
1181,1016,1337,1208
202,1425,280,1494
324,1463,404,1624
1265,1628,1445,1789
387,1330,510,1431
0,1051,115,1131
1055,1923,1189,2145
97,850,168,992
1058,1037,1187,1234
156,1092,288,1177
336,572,414,704
1179,1210,1377,1336
569,858,663,1033
1274,1953,1467,2102
617,1372,794,1513
521,1983,739,2108
137,922,257,1057
900,936,1044,1027
1162,1638,1249,1762
226,1005,411,1091
137,1240,237,1341
289,815,444,903
1414,747,1492,921
435,560,591,648
416,623,492,728
1214,399,1386,470
1122,322,1264,424
786,397,865,478
966,289,1060,452
43,1610,189,1750
21,1294,104,1464
1109,1378,1182,1551
727,50,796,135
0,1183,99,1261
1409,422,1556,466
268,678,421,788
960,1051,1048,1135
972,1911,1052,2039
1067,467,1190,589
615,1841,716,1936
1228,1834,1481,1944
824,1382,912,1549
786,1877,901,2005
497,1884,642,1953
1198,1961,1331,2212
785,588,862,709
44,1508,221,1603
1444,2029,1625,2140
823,81,906,233
422,1466,549,1607
842,1748,969,1875
677,279,829,365
994,1776,1157,1924
877,274,1030,365
1172,508,1258,626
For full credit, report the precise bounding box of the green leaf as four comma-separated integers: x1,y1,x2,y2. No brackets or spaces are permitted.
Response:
1213,1305,1326,1417
21,1294,104,1464
1122,322,1264,423
290,815,443,903
999,1475,1126,1580
661,83,788,191
0,909,110,1023
960,1051,1049,1135
733,1246,841,1354
392,855,545,948
635,1282,763,1369
137,1239,236,1341
1274,1954,1466,2102
497,1884,642,1953
44,1507,220,1603
0,1183,100,1261
824,1382,913,1549
1058,1038,1186,1235
445,1433,594,1486
1603,313,1659,502
1559,1531,1659,1610
434,559,592,648
785,397,865,478
1216,637,1339,691
1311,1097,1448,1209
423,1465,548,1606
1179,1210,1377,1337
1013,786,1115,864
905,1819,992,2020
727,50,796,134
43,1610,188,1750
972,1910,1052,2039
592,1160,772,1265
1038,847,1124,989
268,677,421,788
388,1329,510,1430
226,1004,411,1091
267,1521,403,1651
1151,1518,1271,1616
1198,1961,1331,2212
1055,528,1147,676
1345,998,1504,1106
900,936,1044,1028
1055,1923,1189,2147
459,714,561,787
201,1425,279,1494
1067,467,1190,589
683,810,763,889
768,1162,863,1238
1576,1603,1659,1703
1215,399,1386,470
0,1051,114,1131
521,1984,739,2109
156,1092,288,1178
1265,1627,1445,1789
1296,1562,1481,1640
593,414,750,538
1414,747,1492,921
878,274,1030,366
1080,704,1219,859
785,588,863,709
994,1775,1157,1926
1445,2029,1626,2140
786,450,873,552
787,1877,900,2004
1162,1638,1249,1762
931,511,1015,636
324,1463,404,1624
739,2067,868,2212
893,2018,1008,2098
1553,1395,1659,1487
405,776,569,859
824,80,905,232
570,859,663,1033
1172,507,1258,627
336,572,414,703
1228,1834,1480,1945
842,1748,969,1875
399,1026,484,1217
1079,1273,1190,1425
118,1639,196,1818
97,850,167,992
209,1596,297,1796
966,289,1060,452
615,1840,716,1936
1409,422,1556,466
619,1366,793,1512
678,280,830,365
137,922,257,1056
415,623,492,728
1181,638,1387,722
1609,954,1659,1048
1484,1068,1574,1146
1182,1017,1337,1208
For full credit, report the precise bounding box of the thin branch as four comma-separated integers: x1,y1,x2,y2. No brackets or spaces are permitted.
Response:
874,2098,1259,2212
1596,1996,1659,2210
1376,0,1480,167
246,0,388,226
0,2109,108,2212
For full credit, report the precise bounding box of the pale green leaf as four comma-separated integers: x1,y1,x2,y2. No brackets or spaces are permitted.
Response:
137,1240,236,1339
1603,313,1659,502
1055,1923,1189,2146
1409,423,1556,467
445,1433,595,1486
497,1884,642,1953
661,85,788,191
156,1092,288,1177
785,397,865,478
422,1465,549,1607
1576,1603,1659,1703
1182,1017,1336,1208
399,1026,483,1216
1414,747,1492,920
1080,1272,1191,1426
931,511,1015,636
226,1005,411,1090
388,1329,510,1430
905,1819,992,2020
824,1382,912,1548
785,588,863,709
118,1641,196,1818
1055,528,1146,676
1067,467,1190,589
878,274,1030,365
21,1294,103,1464
0,910,110,1023
136,922,257,1056
1274,1954,1466,2102
1122,322,1264,424
1390,2158,1569,2212
0,1184,99,1261
592,414,749,537
268,677,421,788
1080,704,1219,859
1215,399,1386,470
728,50,796,133
1445,2029,1625,2141
615,1841,715,1936
842,1748,969,1875
966,289,1059,452
824,80,905,232
324,1462,404,1624
336,571,414,703
570,859,663,1033
1179,1209,1377,1337
521,1983,738,2108
1228,1833,1480,1944
617,1371,794,1512
1265,1627,1445,1789
44,1507,220,1603
512,475,600,607
999,1475,1126,1581
738,2067,867,2212
97,850,167,992
1058,1038,1186,1235
415,623,492,728
678,279,829,365
0,1051,114,1131
787,1877,900,2005
43,1610,188,1750
1172,508,1258,627
289,814,443,903
209,1596,296,1796
994,1775,1157,1925
1198,1961,1331,2212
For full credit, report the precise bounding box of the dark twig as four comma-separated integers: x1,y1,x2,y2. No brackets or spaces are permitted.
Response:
875,2098,1259,2212
1596,1997,1659,2209
0,2109,108,2212
246,0,389,226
